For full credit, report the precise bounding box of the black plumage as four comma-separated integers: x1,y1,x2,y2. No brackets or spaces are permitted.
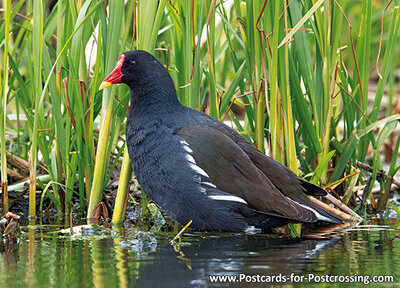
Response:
100,50,344,232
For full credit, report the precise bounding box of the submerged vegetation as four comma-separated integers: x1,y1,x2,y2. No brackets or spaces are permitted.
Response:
1,0,400,226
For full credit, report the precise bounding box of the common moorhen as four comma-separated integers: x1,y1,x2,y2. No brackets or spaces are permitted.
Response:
100,50,344,232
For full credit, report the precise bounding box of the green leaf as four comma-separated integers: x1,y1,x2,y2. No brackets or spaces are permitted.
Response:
390,201,400,217
332,115,400,181
219,60,246,117
311,150,336,184
375,121,398,149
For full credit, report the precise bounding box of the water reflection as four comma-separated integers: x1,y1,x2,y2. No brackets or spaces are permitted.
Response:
0,218,398,288
0,237,18,268
134,236,341,288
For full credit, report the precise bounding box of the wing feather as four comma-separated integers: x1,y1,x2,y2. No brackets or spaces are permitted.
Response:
175,126,317,222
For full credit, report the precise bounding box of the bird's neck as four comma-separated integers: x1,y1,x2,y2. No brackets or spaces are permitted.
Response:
129,77,182,116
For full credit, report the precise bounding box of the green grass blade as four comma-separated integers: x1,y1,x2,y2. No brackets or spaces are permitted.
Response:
0,0,11,214
311,150,336,184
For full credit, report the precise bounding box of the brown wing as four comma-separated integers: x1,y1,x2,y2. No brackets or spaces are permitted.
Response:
235,140,325,202
175,125,317,222
204,118,327,198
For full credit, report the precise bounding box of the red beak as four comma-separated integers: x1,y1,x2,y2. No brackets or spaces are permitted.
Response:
99,54,125,90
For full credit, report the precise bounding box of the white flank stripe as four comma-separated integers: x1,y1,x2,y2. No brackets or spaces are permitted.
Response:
186,154,196,164
182,144,193,153
185,154,196,164
209,195,247,205
202,182,217,188
180,139,209,178
180,140,193,153
189,163,209,178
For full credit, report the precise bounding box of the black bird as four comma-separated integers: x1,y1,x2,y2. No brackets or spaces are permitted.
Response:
99,50,344,232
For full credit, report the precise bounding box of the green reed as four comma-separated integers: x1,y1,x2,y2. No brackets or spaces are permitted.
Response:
1,0,399,221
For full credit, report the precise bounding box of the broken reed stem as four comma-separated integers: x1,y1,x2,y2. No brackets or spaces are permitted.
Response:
309,196,360,221
323,193,362,220
357,160,400,187
357,161,386,181
6,151,29,173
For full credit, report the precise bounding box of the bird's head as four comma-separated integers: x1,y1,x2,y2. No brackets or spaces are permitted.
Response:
99,50,168,90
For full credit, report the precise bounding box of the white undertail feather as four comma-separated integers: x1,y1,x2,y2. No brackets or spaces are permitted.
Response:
244,226,262,234
285,197,335,223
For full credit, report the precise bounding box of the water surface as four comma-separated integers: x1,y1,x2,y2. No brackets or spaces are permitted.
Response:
1,218,399,287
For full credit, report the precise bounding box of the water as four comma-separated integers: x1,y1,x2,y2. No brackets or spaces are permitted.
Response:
0,218,399,288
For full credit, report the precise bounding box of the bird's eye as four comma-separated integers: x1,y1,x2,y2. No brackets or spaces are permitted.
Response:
130,60,136,67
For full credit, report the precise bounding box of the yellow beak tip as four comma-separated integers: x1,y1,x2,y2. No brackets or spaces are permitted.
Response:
99,81,113,90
